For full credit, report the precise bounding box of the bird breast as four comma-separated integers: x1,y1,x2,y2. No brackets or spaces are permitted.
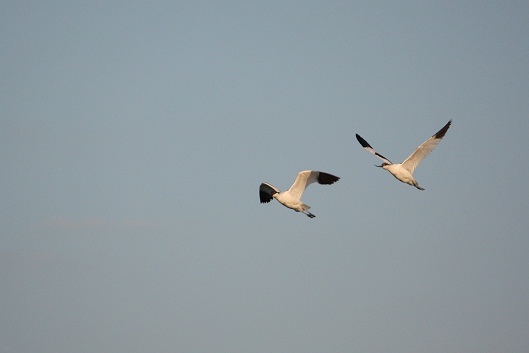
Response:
385,164,415,182
274,192,304,211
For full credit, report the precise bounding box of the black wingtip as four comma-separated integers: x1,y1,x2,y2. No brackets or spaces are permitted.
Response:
259,190,272,203
355,134,372,149
434,120,452,139
259,183,275,203
317,172,340,185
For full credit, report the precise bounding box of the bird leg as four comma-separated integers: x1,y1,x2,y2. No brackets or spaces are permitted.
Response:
303,211,316,218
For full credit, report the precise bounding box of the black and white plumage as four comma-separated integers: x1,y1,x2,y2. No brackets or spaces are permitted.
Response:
259,170,340,218
356,120,452,190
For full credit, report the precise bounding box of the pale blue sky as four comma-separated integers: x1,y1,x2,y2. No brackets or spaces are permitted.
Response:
2,1,529,352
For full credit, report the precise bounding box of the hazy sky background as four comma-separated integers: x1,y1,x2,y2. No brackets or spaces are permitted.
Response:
2,1,529,352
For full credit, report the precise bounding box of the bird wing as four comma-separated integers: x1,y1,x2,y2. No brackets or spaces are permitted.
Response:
355,134,392,164
287,170,339,200
259,182,280,203
401,120,452,174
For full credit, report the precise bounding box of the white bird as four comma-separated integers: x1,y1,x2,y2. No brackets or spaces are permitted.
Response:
356,120,452,190
259,170,340,218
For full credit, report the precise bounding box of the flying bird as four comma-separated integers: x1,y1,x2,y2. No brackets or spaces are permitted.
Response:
259,170,340,218
355,120,452,190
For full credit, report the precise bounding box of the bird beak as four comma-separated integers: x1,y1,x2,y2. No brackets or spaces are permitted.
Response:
375,164,383,168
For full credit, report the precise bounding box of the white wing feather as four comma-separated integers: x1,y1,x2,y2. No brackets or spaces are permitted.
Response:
401,120,451,173
287,170,318,201
287,170,340,200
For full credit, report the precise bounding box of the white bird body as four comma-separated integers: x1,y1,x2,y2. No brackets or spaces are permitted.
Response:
259,170,340,218
274,191,308,213
383,163,420,189
356,120,452,190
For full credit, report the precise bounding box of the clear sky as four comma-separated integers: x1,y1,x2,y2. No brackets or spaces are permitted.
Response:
2,1,529,352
